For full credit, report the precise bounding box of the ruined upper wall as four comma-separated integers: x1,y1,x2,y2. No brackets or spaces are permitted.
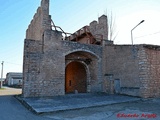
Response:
26,0,51,40
67,15,109,45
89,15,108,40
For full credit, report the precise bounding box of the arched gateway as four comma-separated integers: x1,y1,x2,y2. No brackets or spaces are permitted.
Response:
65,50,101,94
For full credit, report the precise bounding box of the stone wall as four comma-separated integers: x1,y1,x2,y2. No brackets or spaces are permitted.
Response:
104,45,141,96
23,0,160,98
68,15,109,45
23,0,103,97
62,39,103,93
137,46,149,98
23,39,43,96
89,15,108,40
104,45,160,98
26,0,51,40
23,29,103,97
139,46,160,98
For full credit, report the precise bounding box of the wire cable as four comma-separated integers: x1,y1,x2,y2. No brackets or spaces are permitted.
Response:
135,31,160,39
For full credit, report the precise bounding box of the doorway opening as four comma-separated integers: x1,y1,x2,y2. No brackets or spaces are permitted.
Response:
65,61,87,93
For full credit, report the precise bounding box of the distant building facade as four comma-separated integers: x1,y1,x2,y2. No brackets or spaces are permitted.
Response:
22,0,160,98
6,72,22,86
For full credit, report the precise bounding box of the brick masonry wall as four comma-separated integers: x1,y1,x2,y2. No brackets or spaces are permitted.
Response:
26,0,51,40
23,29,103,97
23,0,104,97
24,0,160,98
139,47,160,98
104,45,160,98
104,45,141,96
62,40,103,93
138,46,150,98
89,15,108,40
68,15,108,45
23,39,43,97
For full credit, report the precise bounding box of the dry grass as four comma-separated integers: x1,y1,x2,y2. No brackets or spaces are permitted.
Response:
0,88,6,90
0,87,22,96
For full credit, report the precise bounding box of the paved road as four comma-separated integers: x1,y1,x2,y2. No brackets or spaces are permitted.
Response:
0,87,160,120
22,93,140,114
44,99,160,120
0,87,52,120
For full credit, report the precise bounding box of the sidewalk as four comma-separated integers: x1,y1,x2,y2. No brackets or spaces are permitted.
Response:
17,93,141,114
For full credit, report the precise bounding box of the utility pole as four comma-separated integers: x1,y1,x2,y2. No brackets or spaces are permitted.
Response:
0,61,4,88
131,20,145,45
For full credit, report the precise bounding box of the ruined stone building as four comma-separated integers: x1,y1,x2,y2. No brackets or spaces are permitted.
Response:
23,0,160,98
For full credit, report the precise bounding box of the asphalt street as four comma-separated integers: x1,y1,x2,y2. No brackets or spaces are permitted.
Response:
0,87,52,120
0,87,160,120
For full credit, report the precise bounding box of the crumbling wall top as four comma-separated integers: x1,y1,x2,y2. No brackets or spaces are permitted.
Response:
26,0,51,41
89,15,108,40
41,0,49,15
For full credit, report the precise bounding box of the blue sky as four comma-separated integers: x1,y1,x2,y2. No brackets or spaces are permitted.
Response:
1,0,160,77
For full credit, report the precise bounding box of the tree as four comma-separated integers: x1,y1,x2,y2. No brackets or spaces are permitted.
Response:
105,10,118,41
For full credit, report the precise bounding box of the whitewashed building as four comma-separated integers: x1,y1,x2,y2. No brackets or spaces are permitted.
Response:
6,72,22,86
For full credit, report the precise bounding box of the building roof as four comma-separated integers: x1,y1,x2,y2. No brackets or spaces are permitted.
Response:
6,72,22,76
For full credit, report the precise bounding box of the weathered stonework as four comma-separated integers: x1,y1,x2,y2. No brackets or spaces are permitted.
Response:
23,30,103,97
23,0,160,98
104,45,160,98
104,45,140,96
90,15,108,40
23,0,105,97
26,0,51,40
139,45,160,98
